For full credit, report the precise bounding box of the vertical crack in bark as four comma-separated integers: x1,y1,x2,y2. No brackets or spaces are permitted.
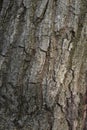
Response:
1,0,14,21
82,71,87,130
0,0,3,12
65,69,75,130
35,0,49,24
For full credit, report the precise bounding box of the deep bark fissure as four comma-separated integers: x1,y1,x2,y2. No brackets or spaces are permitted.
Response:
35,0,49,24
0,0,3,12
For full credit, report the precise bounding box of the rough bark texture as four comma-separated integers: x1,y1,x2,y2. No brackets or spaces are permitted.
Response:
0,0,87,130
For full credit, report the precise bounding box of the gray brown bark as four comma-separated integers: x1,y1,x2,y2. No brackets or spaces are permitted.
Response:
0,0,87,130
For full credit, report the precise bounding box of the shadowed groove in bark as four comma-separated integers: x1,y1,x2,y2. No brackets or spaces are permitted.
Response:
82,71,87,129
34,0,49,24
0,0,3,12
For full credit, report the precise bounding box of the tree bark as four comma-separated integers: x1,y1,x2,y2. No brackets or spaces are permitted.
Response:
0,0,87,130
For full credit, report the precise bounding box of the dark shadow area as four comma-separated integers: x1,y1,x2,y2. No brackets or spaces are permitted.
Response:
0,0,3,12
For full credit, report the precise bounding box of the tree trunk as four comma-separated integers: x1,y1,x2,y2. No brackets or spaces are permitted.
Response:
0,0,87,130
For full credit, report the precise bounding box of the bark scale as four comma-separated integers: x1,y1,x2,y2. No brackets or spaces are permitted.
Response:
0,0,87,130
